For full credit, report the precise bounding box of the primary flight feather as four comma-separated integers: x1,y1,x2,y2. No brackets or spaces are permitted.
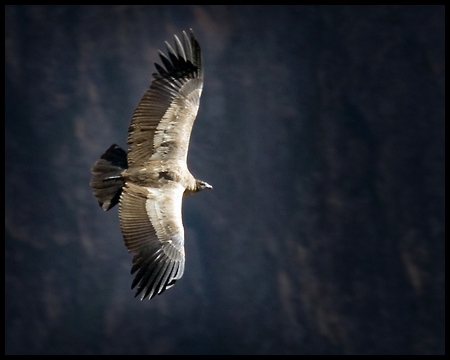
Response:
90,29,212,300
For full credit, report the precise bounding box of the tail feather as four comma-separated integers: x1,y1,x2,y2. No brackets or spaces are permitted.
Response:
90,144,128,211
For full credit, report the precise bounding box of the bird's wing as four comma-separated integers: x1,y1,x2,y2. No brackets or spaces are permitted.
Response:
127,29,203,167
119,181,185,300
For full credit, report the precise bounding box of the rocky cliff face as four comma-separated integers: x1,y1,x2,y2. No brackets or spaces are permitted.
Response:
5,5,444,355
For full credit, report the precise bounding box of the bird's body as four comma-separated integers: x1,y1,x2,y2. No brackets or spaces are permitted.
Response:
90,30,211,300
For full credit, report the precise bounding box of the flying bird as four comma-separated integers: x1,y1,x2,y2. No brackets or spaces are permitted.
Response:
90,29,212,300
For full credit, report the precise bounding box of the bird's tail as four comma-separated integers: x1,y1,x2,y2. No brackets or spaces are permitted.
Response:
90,144,128,211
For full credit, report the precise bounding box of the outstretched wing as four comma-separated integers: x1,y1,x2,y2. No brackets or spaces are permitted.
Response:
119,182,185,300
127,29,203,167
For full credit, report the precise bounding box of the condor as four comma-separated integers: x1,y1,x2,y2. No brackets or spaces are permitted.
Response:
90,30,211,300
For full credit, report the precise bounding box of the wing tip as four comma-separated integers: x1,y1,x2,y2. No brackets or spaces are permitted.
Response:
152,29,202,81
131,258,184,300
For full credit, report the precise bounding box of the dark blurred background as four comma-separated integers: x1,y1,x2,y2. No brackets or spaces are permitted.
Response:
5,5,444,355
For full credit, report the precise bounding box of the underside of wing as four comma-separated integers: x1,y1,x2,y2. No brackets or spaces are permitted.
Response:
127,29,203,167
119,182,185,300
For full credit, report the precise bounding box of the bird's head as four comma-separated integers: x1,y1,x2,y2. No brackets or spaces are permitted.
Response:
196,179,213,192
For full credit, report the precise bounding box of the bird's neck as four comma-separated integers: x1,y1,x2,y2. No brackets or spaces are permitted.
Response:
183,175,197,196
